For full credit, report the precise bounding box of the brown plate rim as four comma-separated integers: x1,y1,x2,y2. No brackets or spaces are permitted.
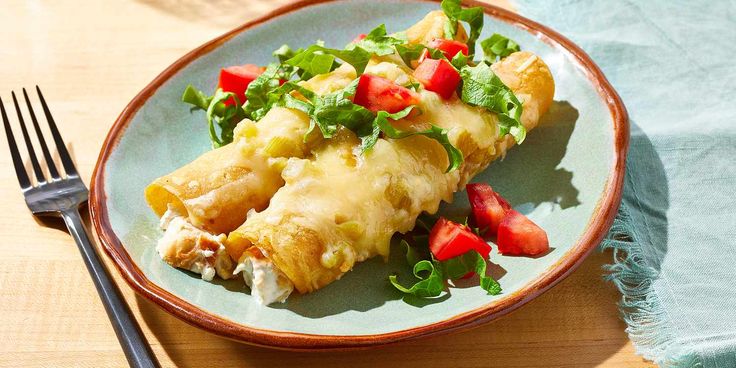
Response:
89,0,629,351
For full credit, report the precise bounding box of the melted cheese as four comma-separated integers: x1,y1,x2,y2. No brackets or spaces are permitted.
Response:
230,50,555,295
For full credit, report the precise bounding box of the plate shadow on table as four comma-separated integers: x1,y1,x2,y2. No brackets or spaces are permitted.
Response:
614,121,669,272
134,252,646,367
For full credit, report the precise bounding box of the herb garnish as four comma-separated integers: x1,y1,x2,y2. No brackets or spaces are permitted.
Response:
459,62,525,144
389,241,446,297
370,107,463,172
395,44,426,68
181,85,245,148
286,44,372,78
242,63,286,121
441,0,484,56
396,43,469,72
349,24,407,56
450,51,469,70
271,82,462,172
389,240,502,298
182,0,523,156
480,33,520,63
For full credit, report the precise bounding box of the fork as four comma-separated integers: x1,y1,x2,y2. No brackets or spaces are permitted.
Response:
1,87,159,368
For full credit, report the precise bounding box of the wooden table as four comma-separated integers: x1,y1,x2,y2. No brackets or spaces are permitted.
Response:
0,0,653,367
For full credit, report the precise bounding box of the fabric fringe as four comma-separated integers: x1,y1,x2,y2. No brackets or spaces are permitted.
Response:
600,204,703,367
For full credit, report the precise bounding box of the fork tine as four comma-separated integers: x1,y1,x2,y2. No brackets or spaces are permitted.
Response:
12,92,46,184
1,97,32,190
35,86,78,177
22,88,61,180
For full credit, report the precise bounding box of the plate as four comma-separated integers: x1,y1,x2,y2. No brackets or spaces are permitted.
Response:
90,0,628,350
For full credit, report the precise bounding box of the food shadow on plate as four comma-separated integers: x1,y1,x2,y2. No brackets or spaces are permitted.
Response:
271,241,406,317
182,268,246,293
474,100,581,212
494,246,556,260
442,259,508,290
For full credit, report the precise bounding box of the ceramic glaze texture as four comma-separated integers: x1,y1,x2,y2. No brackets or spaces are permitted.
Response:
92,0,626,344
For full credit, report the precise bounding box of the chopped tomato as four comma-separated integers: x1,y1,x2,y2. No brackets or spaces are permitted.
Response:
413,58,461,99
353,74,420,113
429,217,491,261
428,38,469,60
466,183,508,236
352,34,367,43
494,191,512,212
417,48,430,64
218,64,265,106
497,210,550,256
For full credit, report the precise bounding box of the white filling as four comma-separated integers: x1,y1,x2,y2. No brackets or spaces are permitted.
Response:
157,206,233,281
234,253,294,305
159,205,180,229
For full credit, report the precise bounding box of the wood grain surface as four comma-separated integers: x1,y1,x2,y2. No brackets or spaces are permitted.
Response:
0,0,653,367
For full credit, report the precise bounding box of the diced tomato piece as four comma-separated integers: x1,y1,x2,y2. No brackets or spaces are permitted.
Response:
218,64,265,106
413,58,461,99
352,34,367,43
497,210,550,256
466,183,509,236
353,74,420,113
428,38,469,60
417,48,430,64
494,192,512,212
429,218,492,261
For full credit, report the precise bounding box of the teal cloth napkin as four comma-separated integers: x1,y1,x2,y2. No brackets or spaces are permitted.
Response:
514,1,736,366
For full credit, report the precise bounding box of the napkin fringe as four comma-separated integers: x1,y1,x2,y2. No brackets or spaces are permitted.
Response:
601,204,703,367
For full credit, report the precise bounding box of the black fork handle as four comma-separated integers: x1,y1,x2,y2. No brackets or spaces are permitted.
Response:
61,208,160,368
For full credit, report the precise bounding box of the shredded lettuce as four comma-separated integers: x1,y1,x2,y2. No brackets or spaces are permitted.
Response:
370,106,463,172
181,85,245,148
480,33,520,63
312,82,375,139
264,82,462,172
286,44,371,77
181,84,210,110
441,0,484,56
395,44,426,68
242,63,284,121
404,81,421,91
459,62,525,143
350,24,406,56
273,44,302,78
395,44,446,68
181,2,524,156
396,42,468,72
389,240,446,298
390,246,502,298
441,251,501,294
450,51,469,70
402,240,425,268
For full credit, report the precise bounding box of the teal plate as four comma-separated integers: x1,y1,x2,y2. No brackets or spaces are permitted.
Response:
90,0,628,350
